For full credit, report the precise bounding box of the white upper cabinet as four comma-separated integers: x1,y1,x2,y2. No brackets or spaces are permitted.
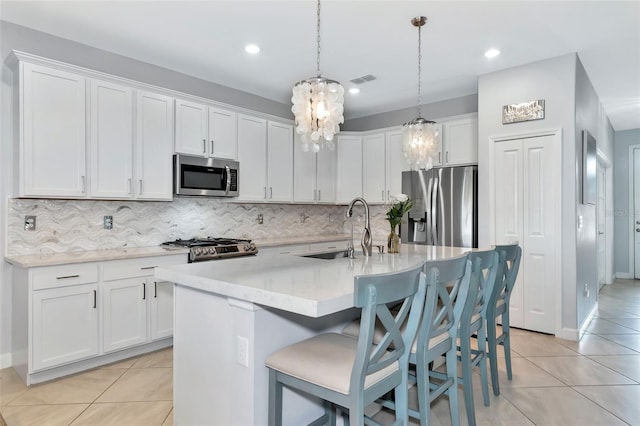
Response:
238,117,293,202
19,62,87,197
386,130,411,198
435,115,478,166
237,114,268,201
174,99,208,156
175,99,238,160
293,133,337,203
209,107,238,160
363,133,386,203
336,135,362,203
266,122,294,202
135,91,174,200
316,145,337,203
90,80,134,199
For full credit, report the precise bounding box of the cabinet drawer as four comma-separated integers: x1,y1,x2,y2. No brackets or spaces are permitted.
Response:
31,264,99,291
102,254,186,281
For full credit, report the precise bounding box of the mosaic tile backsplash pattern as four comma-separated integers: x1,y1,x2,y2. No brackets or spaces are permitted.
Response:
7,198,392,256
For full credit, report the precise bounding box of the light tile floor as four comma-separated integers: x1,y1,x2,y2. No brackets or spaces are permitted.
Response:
0,279,638,425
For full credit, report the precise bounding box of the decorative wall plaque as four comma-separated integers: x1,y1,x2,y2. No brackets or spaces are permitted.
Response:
502,99,545,124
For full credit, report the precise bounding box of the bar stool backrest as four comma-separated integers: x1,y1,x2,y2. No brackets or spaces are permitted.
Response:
351,263,427,394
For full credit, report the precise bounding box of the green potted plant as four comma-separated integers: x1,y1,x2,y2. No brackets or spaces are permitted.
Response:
386,194,412,253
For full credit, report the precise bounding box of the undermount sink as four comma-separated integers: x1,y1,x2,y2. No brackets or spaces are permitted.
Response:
300,250,351,260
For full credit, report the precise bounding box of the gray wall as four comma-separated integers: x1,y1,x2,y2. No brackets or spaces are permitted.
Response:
614,129,640,276
478,53,579,332
574,57,604,328
343,94,477,132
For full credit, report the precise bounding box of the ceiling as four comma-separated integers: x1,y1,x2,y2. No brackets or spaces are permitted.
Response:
2,1,639,130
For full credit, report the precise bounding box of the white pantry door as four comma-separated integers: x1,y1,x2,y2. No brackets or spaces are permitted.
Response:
597,164,606,288
493,134,559,334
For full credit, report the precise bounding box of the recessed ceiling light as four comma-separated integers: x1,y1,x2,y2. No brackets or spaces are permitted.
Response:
349,88,360,95
245,44,260,54
485,48,500,59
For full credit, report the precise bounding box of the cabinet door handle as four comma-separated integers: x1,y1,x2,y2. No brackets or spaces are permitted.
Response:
56,274,80,280
382,190,384,199
318,190,321,201
387,190,390,200
438,152,441,163
142,282,146,300
211,140,214,154
154,281,157,298
140,266,158,270
263,187,266,198
270,187,273,199
81,176,86,194
446,151,449,163
128,178,132,195
202,139,206,154
139,179,143,195
93,290,97,309
313,189,317,201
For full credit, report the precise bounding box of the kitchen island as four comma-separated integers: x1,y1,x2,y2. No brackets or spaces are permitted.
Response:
155,244,468,426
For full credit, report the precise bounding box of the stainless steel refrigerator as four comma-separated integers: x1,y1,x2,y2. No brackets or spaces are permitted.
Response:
400,167,478,248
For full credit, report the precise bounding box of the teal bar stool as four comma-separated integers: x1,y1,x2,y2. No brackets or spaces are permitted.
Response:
457,249,499,426
486,243,522,396
265,262,427,426
407,253,472,426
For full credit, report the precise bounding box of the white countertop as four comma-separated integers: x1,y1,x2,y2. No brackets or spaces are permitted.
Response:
155,245,469,318
5,246,189,268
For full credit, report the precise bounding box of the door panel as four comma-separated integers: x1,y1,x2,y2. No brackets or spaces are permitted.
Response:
362,133,386,202
494,139,524,328
103,278,148,352
597,164,606,287
522,135,558,334
267,122,293,202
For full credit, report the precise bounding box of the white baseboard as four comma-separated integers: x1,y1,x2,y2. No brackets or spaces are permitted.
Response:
615,272,633,279
0,351,12,369
558,328,579,341
578,303,598,340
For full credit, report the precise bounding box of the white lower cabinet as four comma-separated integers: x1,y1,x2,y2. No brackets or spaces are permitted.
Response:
12,253,185,384
150,280,174,340
102,278,148,353
32,283,99,371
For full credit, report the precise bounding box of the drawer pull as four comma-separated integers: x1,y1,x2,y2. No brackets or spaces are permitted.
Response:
143,283,146,300
140,266,158,270
56,274,80,280
154,281,157,298
93,290,97,309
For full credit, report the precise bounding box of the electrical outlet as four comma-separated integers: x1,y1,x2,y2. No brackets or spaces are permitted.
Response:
103,215,113,230
24,215,36,231
237,336,249,367
257,214,263,225
584,283,590,298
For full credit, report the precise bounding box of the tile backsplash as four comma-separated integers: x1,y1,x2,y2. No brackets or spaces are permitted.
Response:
7,198,391,256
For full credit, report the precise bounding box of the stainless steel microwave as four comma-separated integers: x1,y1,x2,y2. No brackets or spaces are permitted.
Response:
174,154,239,197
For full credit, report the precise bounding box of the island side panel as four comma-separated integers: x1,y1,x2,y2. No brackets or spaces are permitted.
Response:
173,284,235,425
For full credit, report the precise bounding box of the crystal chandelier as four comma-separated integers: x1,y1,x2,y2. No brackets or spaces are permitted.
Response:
291,0,344,153
403,16,439,170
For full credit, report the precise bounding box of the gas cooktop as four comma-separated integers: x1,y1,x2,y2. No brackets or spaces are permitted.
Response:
162,237,258,262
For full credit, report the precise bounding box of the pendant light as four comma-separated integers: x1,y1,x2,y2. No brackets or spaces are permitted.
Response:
402,16,439,170
291,0,344,153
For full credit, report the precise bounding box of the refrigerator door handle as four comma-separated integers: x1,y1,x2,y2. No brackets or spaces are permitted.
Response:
431,176,439,245
426,176,434,244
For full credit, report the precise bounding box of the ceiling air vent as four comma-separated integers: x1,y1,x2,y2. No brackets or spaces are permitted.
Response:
349,74,377,85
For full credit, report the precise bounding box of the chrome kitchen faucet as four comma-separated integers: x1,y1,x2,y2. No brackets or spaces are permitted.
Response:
345,197,372,257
